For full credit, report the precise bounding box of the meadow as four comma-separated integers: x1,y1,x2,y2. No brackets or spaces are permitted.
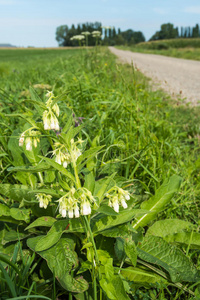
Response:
117,38,200,61
1,47,200,299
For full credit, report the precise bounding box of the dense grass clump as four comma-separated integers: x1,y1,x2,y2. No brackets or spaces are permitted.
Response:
1,47,200,299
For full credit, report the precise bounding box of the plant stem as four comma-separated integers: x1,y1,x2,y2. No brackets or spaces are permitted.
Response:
84,216,99,265
83,216,99,300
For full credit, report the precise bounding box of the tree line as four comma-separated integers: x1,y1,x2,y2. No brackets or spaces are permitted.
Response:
150,23,200,41
55,22,145,46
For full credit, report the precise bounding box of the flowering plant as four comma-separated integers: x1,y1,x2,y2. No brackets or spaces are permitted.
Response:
1,88,191,300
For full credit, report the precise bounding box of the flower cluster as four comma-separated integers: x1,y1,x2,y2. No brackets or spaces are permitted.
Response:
70,35,85,41
92,31,101,37
106,187,130,213
36,193,52,209
52,138,82,168
43,91,60,130
19,130,40,151
58,187,95,218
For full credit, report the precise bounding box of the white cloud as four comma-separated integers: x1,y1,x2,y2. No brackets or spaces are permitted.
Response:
183,6,200,14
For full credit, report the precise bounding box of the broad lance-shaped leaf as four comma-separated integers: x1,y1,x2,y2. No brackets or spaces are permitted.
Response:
25,216,57,230
91,209,147,234
132,175,182,229
124,238,137,267
34,219,84,251
146,219,193,237
146,219,200,248
0,184,35,202
27,236,88,293
121,267,165,284
137,235,199,282
7,162,51,173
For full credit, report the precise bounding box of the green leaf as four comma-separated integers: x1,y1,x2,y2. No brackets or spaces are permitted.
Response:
124,238,137,267
132,175,182,229
164,231,200,249
77,146,104,171
121,266,164,284
115,238,125,261
96,205,118,216
146,219,193,237
99,224,130,239
35,219,84,251
92,209,144,233
100,274,130,300
1,229,30,245
25,216,57,230
7,162,51,173
38,156,75,183
29,86,46,115
10,208,31,223
27,237,88,293
137,235,199,282
0,203,10,217
84,170,95,194
95,173,116,202
62,113,73,133
0,184,35,202
8,129,24,166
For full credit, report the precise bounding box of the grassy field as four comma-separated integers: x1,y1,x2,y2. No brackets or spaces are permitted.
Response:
1,47,200,299
117,38,200,60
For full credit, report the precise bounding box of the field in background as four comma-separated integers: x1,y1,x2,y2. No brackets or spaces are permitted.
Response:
117,38,200,60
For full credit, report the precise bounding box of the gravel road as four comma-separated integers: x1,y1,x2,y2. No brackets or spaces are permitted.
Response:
109,47,200,106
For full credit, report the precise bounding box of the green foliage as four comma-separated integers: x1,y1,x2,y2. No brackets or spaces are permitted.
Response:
1,47,200,300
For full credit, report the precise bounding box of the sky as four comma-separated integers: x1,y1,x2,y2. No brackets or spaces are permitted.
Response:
1,0,200,47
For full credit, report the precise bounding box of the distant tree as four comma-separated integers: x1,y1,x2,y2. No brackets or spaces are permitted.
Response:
150,23,179,40
192,24,200,37
56,22,102,46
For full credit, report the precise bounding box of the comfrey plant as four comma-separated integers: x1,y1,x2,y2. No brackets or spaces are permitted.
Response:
18,91,130,220
4,89,197,300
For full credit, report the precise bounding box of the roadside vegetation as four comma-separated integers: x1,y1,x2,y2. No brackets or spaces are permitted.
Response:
117,38,200,61
1,46,200,299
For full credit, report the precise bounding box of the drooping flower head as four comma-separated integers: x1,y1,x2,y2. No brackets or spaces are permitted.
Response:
57,187,95,218
36,193,52,209
106,187,130,213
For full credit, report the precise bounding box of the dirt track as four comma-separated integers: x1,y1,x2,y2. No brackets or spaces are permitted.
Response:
109,47,200,106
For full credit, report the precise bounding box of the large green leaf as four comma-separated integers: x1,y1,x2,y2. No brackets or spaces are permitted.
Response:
100,274,130,300
164,232,200,249
7,162,51,173
124,238,137,267
0,203,10,217
121,266,164,284
0,228,30,245
132,175,182,229
25,216,57,230
0,184,35,202
146,219,200,248
146,219,193,237
10,208,31,223
92,209,145,233
34,219,84,251
27,236,88,293
137,235,199,282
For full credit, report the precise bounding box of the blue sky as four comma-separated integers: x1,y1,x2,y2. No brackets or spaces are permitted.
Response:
1,0,200,47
